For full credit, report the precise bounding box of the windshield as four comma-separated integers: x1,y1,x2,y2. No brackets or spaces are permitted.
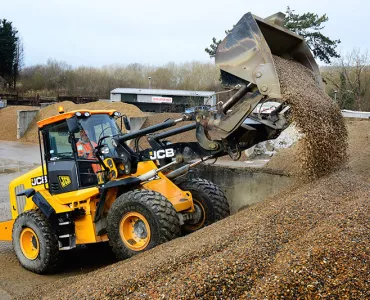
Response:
77,114,122,154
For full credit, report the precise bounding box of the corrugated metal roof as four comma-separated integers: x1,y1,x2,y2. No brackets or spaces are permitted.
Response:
110,88,215,97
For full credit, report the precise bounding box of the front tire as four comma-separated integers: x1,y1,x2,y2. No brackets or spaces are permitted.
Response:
12,210,59,274
107,190,181,260
178,178,230,233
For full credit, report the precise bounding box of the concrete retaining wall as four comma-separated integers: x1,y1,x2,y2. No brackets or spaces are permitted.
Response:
342,109,370,118
192,164,293,214
17,110,38,139
128,117,147,132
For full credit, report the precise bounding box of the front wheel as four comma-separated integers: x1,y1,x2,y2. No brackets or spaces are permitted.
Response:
106,190,181,260
12,210,59,274
178,178,230,233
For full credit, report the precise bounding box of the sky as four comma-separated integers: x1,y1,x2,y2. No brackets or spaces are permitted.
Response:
2,0,369,68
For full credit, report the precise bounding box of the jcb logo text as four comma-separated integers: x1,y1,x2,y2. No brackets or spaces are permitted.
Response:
149,149,175,160
31,176,48,186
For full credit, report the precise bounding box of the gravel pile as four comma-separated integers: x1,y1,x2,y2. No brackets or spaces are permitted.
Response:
273,56,348,179
0,106,39,141
267,118,370,179
26,169,369,299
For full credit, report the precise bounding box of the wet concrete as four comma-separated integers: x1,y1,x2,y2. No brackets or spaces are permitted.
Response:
0,141,40,165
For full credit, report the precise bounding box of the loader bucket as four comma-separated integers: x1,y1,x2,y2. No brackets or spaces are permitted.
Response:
215,12,323,99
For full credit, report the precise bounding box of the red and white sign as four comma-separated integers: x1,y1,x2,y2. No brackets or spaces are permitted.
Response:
152,96,173,103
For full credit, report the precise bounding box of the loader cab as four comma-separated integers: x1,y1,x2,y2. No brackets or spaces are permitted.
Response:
39,111,122,195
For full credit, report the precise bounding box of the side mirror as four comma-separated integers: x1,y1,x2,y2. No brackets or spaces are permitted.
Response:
66,116,80,133
122,115,131,131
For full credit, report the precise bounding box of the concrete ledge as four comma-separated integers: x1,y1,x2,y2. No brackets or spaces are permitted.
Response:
192,164,293,214
17,110,38,139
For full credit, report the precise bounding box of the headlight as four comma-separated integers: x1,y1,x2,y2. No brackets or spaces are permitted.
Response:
75,112,82,117
84,112,90,117
113,111,121,117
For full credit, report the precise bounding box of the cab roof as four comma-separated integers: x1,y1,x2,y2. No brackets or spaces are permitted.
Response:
37,109,117,128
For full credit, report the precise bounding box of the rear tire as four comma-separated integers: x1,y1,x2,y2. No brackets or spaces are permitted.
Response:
107,189,181,260
178,178,230,233
12,210,59,274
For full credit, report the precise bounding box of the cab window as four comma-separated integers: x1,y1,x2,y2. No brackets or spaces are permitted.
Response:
47,122,74,160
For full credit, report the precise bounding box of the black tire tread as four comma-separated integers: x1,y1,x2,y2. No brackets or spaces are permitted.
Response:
107,189,180,260
12,210,59,274
179,177,230,225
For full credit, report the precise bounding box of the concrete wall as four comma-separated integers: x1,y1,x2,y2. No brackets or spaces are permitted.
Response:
127,117,147,132
342,109,370,118
17,110,38,139
110,93,121,101
192,164,293,214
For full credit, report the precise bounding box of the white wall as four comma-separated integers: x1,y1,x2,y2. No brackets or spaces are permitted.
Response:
110,93,121,101
342,110,370,118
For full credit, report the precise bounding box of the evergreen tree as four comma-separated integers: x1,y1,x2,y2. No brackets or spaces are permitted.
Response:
0,19,20,89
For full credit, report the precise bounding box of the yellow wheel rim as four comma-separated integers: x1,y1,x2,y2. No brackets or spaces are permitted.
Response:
20,228,40,260
186,198,206,231
119,212,151,251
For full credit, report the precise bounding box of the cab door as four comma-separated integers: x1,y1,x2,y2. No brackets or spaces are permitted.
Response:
43,121,79,194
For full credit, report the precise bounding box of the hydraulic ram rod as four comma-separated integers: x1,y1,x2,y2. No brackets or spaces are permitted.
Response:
118,117,185,143
222,83,252,113
151,123,197,141
166,155,214,179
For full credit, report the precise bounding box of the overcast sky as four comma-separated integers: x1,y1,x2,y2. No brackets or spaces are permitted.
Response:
2,0,369,67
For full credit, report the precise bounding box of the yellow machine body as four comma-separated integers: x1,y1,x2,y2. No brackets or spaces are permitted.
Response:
3,160,193,245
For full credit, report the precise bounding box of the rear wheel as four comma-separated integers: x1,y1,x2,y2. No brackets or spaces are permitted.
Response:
12,210,59,274
107,189,181,260
178,178,230,233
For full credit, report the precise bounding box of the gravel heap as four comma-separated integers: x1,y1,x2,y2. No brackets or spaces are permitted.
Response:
0,105,39,142
26,170,369,299
272,56,348,179
267,118,370,179
346,119,370,177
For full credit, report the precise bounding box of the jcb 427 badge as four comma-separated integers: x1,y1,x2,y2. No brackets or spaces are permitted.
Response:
149,149,175,160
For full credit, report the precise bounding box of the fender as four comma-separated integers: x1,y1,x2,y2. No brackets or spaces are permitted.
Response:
94,177,142,222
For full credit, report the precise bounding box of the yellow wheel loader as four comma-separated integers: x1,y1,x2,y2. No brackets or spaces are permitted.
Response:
0,11,323,273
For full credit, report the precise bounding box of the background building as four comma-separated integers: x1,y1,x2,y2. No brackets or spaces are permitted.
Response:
110,88,216,113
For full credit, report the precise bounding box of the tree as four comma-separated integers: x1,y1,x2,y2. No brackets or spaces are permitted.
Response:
0,19,21,89
323,49,370,111
12,38,24,89
284,7,340,64
205,7,340,64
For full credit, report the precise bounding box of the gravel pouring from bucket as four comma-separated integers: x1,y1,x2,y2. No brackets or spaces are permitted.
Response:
215,11,324,99
190,12,325,156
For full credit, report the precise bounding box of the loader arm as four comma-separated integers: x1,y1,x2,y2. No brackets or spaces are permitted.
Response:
131,11,322,164
191,11,322,153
